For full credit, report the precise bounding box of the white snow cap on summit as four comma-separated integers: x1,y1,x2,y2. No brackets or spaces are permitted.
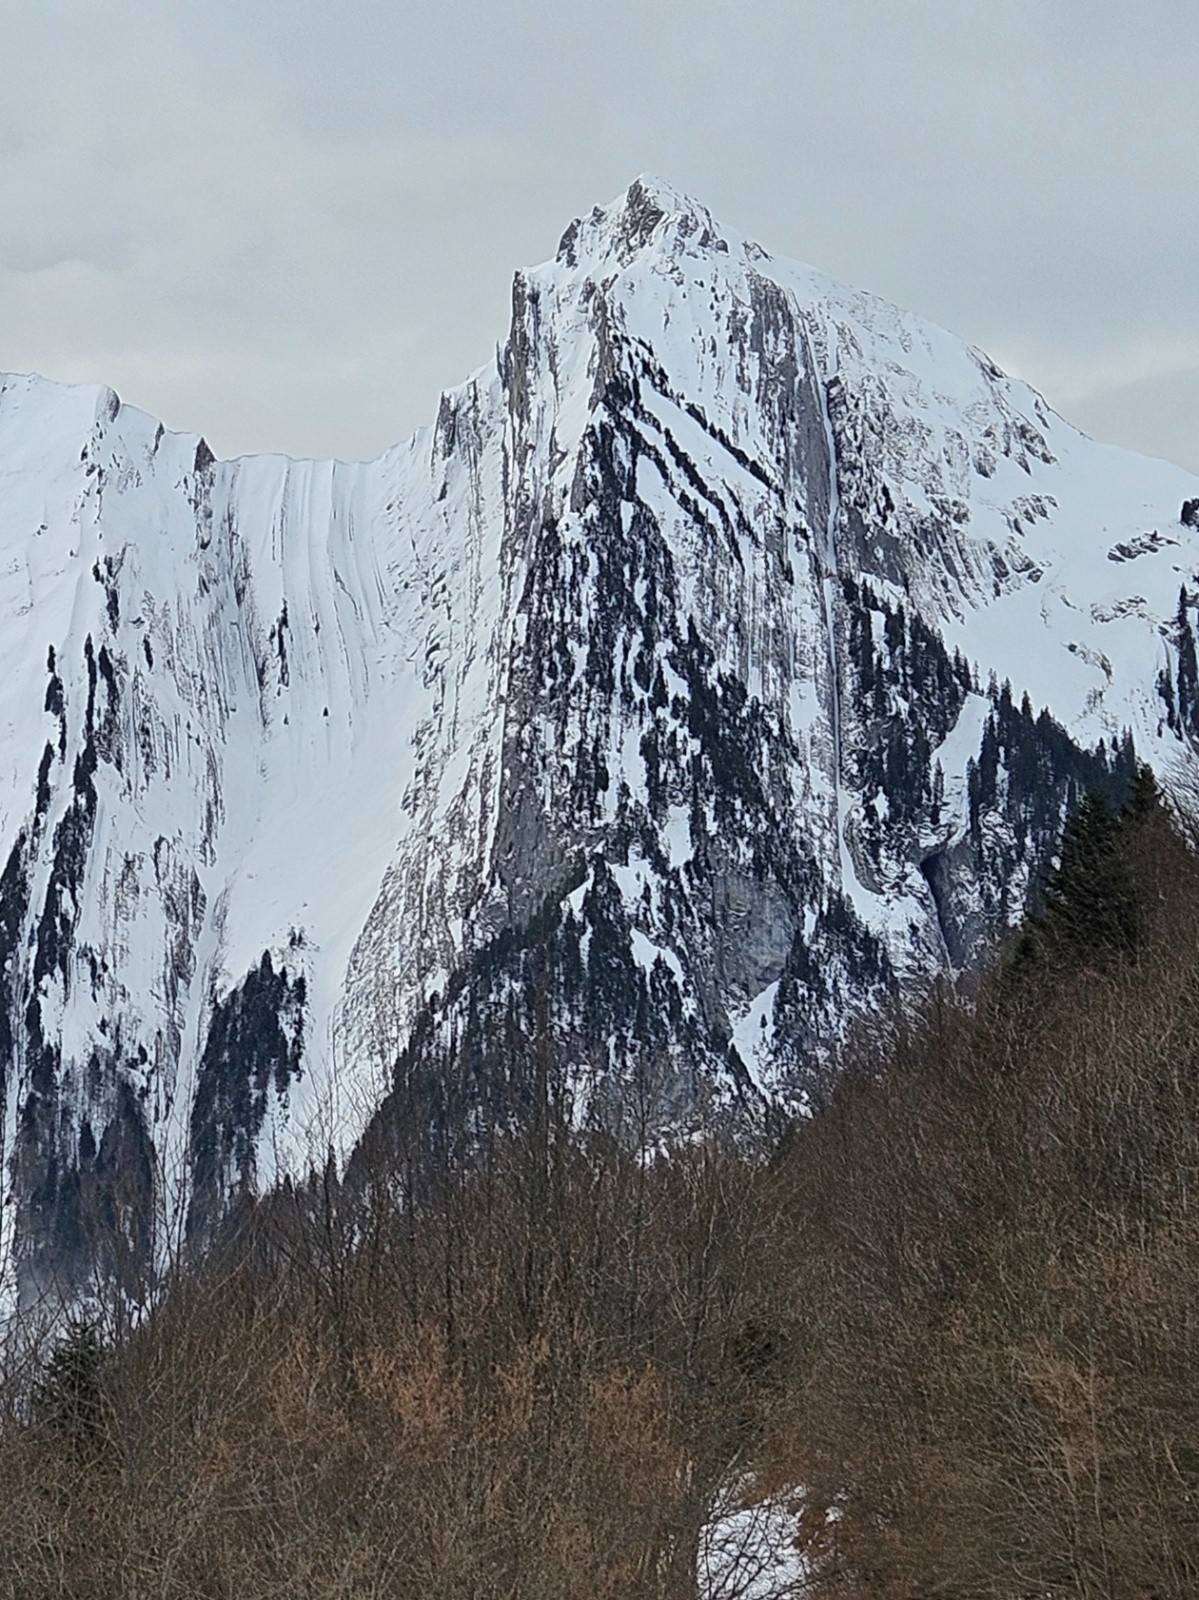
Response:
556,174,736,268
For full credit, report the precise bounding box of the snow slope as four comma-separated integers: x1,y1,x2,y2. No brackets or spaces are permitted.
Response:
0,176,1196,1296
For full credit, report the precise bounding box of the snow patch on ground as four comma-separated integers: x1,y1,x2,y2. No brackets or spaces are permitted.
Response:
699,1485,808,1598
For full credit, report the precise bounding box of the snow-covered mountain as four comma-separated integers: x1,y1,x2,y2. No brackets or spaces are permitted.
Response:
1,176,1197,1299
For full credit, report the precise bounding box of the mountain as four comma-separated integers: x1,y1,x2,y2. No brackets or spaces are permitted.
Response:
0,177,1196,1302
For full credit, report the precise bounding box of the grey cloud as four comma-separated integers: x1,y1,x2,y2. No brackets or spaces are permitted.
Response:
0,0,1194,469
1069,365,1199,474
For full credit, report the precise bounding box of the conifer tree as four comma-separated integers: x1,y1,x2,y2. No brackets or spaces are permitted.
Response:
1123,759,1161,820
1177,587,1199,733
1034,766,1161,969
1037,789,1130,965
33,1318,108,1461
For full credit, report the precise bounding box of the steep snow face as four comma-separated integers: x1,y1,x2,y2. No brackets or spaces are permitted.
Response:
0,176,1197,1296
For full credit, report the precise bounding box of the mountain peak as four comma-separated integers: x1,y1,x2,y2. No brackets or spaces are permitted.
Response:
555,175,732,272
1,169,1198,1304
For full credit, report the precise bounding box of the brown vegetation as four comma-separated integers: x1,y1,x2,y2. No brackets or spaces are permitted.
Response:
769,777,1199,1596
3,778,1199,1596
0,1111,785,1596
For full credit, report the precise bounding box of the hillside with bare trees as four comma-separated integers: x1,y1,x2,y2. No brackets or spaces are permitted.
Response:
2,773,1198,1597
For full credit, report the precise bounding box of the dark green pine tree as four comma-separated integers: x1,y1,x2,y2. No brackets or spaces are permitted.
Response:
1039,789,1133,964
33,1318,109,1460
1122,760,1162,822
1001,769,1160,988
1177,587,1199,735
1036,766,1162,968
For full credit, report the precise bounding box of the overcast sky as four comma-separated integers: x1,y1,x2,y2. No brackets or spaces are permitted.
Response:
1,0,1195,471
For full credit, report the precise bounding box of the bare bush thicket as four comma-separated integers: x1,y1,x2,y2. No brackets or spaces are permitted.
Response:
0,1057,789,1598
770,779,1199,1597
3,780,1199,1596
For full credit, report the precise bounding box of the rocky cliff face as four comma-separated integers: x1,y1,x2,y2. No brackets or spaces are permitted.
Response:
0,177,1195,1301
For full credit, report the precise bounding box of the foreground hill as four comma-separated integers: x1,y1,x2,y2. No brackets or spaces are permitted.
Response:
3,780,1196,1598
